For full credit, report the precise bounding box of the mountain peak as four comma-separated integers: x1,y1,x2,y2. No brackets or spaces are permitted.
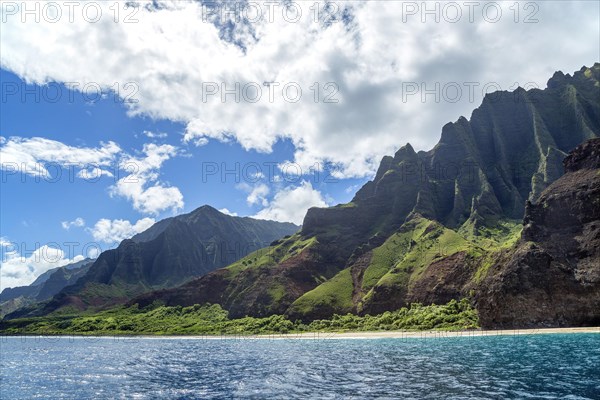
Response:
175,205,228,225
9,204,300,318
393,143,417,160
547,70,567,88
189,204,221,215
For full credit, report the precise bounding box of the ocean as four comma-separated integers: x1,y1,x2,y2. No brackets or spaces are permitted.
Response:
1,333,599,399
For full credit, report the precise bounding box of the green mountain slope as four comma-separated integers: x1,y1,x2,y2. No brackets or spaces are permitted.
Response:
5,206,298,318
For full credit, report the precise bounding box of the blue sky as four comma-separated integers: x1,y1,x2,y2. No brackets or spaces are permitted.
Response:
1,0,598,289
0,68,364,239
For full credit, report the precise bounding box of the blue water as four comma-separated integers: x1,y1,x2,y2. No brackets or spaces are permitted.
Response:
1,333,599,399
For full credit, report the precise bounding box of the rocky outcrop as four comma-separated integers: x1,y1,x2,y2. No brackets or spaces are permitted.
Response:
476,138,600,328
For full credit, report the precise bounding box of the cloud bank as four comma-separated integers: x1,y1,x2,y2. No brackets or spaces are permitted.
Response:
2,1,597,178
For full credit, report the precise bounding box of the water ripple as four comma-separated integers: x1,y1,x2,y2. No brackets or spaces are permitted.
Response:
1,334,599,399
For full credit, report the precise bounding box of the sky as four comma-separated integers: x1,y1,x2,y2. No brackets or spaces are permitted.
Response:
1,0,599,289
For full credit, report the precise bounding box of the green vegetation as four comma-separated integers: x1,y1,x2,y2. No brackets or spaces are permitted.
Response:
459,218,522,250
362,219,430,292
226,234,317,274
460,219,522,283
266,282,287,304
335,202,357,208
309,299,478,331
285,216,524,318
289,268,355,316
0,299,478,335
360,219,480,309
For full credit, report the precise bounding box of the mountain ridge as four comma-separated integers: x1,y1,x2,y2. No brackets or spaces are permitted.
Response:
5,205,298,318
130,64,600,326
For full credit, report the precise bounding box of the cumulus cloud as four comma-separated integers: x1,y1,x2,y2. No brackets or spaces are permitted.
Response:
237,182,270,206
0,239,85,290
88,217,156,244
61,217,85,230
0,136,121,178
1,1,597,178
0,136,183,215
254,181,329,224
109,143,184,215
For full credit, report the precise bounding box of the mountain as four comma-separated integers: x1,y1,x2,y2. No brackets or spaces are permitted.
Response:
5,206,298,318
131,64,600,325
0,258,94,317
475,138,600,327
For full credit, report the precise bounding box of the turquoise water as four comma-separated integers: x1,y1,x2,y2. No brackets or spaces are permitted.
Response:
1,333,599,399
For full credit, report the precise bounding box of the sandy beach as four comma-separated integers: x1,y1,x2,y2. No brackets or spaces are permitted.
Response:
8,326,598,340
271,326,600,340
3,327,599,341
179,326,600,340
212,326,600,340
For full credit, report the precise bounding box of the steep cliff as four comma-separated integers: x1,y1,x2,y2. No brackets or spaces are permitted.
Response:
476,138,600,328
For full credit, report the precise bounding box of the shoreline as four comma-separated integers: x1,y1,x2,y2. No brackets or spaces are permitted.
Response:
2,327,599,340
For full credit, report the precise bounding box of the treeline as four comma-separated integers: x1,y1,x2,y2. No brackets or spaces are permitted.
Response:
0,299,478,335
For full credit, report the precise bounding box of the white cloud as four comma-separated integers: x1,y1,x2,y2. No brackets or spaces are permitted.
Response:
345,184,362,194
61,217,85,230
191,137,209,147
143,130,168,139
0,136,183,216
88,217,156,244
75,167,114,179
0,239,85,291
109,143,184,215
0,136,121,178
86,246,101,259
1,1,598,178
254,181,329,224
249,171,265,180
218,208,238,217
237,182,270,206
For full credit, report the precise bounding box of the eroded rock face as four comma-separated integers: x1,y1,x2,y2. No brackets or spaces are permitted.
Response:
305,64,600,236
476,138,600,328
407,251,478,306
